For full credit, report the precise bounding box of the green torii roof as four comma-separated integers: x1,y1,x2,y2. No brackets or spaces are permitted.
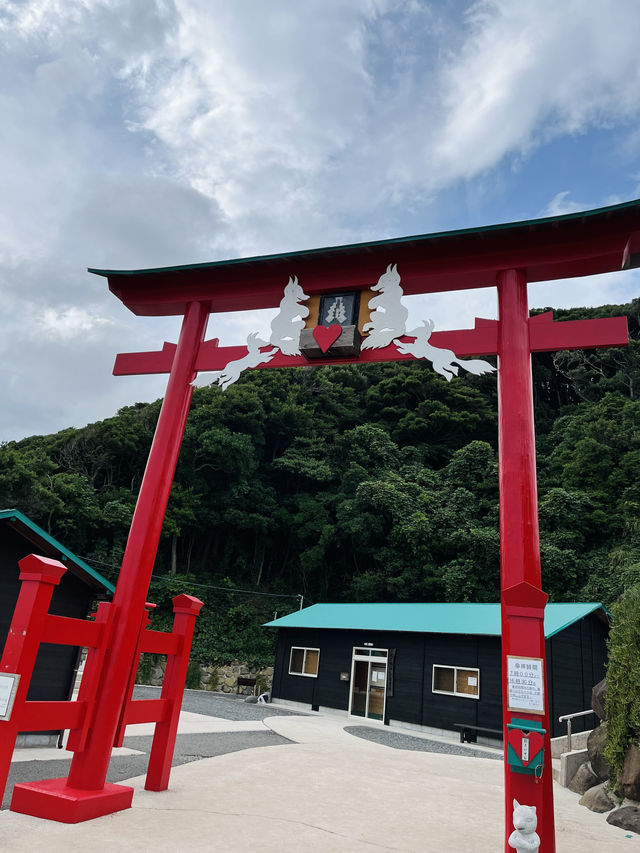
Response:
264,602,608,639
90,198,640,316
0,508,115,593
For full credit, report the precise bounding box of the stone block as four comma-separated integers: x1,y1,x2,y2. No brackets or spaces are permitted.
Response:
621,744,640,801
579,782,616,813
607,806,640,833
587,724,611,781
592,678,607,722
551,729,592,758
15,733,59,748
568,760,600,794
559,749,589,787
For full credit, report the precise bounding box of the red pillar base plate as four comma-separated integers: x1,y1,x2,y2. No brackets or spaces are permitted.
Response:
11,777,134,823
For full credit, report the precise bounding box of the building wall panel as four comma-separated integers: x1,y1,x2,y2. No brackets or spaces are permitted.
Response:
270,613,609,739
0,524,96,733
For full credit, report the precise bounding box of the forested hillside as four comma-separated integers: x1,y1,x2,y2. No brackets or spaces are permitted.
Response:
2,300,640,664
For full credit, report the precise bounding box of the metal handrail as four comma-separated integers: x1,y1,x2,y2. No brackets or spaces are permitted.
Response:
558,709,597,752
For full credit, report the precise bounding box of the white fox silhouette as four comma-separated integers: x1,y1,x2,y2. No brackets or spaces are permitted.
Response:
361,264,408,349
217,333,277,390
212,276,308,390
394,319,496,381
269,276,309,356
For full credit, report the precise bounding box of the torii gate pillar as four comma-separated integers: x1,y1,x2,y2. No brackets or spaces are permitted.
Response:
497,269,554,850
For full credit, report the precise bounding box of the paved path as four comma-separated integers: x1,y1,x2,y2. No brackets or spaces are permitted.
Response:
2,691,636,851
4,688,296,810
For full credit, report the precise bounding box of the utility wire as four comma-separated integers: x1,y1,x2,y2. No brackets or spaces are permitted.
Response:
149,574,302,602
78,553,304,605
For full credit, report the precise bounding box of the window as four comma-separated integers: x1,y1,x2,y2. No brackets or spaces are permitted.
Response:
353,647,388,659
289,647,320,677
432,665,479,699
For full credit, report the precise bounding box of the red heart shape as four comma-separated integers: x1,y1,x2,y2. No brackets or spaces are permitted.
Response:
508,729,544,766
313,324,342,353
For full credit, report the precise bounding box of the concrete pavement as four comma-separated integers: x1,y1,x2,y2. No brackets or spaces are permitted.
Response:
2,705,637,852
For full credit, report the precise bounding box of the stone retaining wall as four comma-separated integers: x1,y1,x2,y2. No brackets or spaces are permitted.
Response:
139,655,273,695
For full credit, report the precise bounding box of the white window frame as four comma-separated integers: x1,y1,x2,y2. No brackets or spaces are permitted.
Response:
432,664,480,700
352,647,388,660
289,646,320,678
348,646,389,721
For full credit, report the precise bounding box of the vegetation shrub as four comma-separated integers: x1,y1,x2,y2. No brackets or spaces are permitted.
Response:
255,673,271,695
185,659,202,690
136,653,153,685
604,584,640,786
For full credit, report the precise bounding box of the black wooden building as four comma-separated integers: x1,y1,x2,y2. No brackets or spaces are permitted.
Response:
0,509,114,744
265,602,609,739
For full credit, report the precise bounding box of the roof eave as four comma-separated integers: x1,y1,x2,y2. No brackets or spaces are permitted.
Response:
264,602,609,637
90,199,640,317
0,509,115,593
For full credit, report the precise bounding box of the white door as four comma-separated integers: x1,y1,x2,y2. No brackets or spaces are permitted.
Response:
348,647,388,721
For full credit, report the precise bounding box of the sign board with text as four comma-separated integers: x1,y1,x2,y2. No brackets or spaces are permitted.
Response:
506,656,545,715
0,673,20,721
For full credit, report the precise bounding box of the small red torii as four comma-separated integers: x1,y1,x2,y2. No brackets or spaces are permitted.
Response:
6,199,640,851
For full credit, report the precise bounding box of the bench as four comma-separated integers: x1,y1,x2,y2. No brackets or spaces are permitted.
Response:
237,676,257,695
453,723,503,744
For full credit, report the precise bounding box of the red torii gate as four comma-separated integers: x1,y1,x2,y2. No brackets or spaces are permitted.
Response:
8,200,640,850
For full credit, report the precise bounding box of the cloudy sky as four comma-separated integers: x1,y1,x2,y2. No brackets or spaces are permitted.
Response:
2,0,640,441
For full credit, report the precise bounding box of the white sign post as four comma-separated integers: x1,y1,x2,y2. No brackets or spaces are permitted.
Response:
0,673,20,721
506,656,545,716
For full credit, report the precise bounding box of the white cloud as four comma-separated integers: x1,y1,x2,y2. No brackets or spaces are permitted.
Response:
0,1,639,440
105,0,640,251
542,192,627,217
432,0,640,185
529,269,640,314
541,192,588,217
35,307,111,341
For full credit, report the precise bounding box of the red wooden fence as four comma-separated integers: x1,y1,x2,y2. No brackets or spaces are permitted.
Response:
0,554,202,822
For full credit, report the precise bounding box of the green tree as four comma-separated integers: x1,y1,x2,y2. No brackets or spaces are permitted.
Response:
605,584,640,787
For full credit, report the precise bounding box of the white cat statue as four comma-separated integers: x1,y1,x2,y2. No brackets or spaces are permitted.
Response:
508,799,540,853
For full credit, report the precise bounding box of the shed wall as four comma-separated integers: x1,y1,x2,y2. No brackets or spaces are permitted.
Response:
272,614,607,737
546,615,608,737
273,627,503,730
0,525,94,731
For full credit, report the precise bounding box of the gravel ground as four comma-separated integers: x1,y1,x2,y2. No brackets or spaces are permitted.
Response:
345,725,502,760
132,685,301,720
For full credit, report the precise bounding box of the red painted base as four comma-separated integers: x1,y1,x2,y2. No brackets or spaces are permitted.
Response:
11,777,134,823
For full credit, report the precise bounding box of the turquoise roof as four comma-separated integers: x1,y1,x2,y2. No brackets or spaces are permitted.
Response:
264,602,607,639
0,508,115,593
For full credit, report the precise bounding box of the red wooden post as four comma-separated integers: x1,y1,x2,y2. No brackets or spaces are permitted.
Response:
145,593,204,791
0,555,66,804
11,300,209,821
66,301,208,790
112,603,157,749
497,269,555,852
65,601,113,753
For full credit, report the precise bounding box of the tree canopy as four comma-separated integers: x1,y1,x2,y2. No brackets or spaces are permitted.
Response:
2,299,640,664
